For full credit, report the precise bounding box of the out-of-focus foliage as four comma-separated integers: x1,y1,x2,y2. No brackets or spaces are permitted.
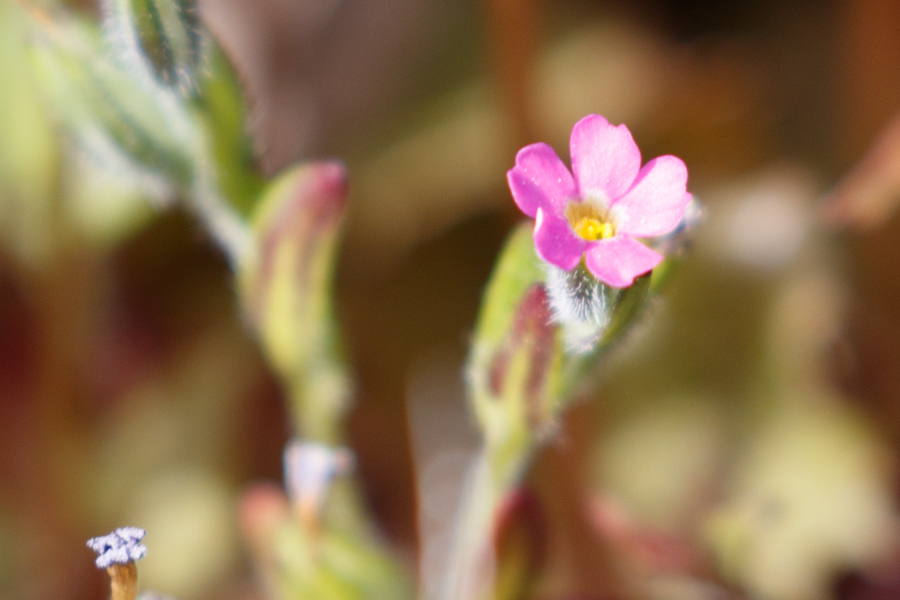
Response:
0,0,58,264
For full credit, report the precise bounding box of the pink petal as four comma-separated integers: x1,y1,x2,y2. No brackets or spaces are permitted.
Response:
507,143,577,218
584,235,663,288
570,114,641,202
611,155,689,237
534,208,585,271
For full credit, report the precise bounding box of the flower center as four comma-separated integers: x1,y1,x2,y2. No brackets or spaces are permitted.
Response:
565,200,616,241
572,217,614,240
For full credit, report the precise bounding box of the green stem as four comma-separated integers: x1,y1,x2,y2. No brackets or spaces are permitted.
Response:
189,169,251,266
440,439,532,600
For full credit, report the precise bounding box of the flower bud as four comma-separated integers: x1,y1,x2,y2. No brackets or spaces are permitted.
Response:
645,195,705,293
236,161,351,441
283,439,354,532
468,224,562,458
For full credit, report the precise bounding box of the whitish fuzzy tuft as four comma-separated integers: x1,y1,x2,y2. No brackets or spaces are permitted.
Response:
545,263,612,352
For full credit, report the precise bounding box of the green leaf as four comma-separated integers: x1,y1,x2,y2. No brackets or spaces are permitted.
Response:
193,42,263,215
105,0,204,94
470,223,546,347
29,13,197,189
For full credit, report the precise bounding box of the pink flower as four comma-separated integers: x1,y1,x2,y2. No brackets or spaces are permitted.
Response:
507,115,691,288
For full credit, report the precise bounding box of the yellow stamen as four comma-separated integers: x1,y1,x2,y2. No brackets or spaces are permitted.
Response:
573,217,614,241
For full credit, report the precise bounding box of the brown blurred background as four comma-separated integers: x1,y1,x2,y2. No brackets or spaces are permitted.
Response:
5,0,900,599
